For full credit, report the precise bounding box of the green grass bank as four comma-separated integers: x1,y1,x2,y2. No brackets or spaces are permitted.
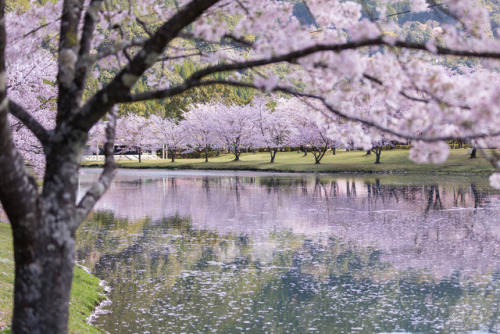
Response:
0,222,105,334
83,148,495,175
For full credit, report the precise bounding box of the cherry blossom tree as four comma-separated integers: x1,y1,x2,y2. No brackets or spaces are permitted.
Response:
369,137,394,164
183,103,221,162
293,114,337,164
2,0,500,332
87,120,107,160
149,114,187,162
358,101,404,164
254,97,294,163
216,103,257,161
115,114,154,162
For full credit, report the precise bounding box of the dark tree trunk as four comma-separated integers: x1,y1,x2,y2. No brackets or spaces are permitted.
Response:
138,147,142,163
269,148,277,163
332,147,336,155
470,148,477,159
314,145,328,164
12,219,76,333
233,143,241,161
366,150,371,155
372,147,382,164
205,147,209,162
9,128,90,334
0,5,80,330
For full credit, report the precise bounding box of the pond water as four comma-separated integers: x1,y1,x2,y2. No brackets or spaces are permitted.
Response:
77,169,500,333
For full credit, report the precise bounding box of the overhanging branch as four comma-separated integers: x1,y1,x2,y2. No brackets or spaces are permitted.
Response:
122,78,500,143
185,38,500,84
8,100,51,146
74,107,118,229
72,0,222,132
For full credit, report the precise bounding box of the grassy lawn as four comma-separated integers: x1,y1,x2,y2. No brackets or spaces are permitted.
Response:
0,223,105,334
83,148,495,175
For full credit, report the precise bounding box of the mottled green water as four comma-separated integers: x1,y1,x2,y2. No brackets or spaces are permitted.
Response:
77,169,500,333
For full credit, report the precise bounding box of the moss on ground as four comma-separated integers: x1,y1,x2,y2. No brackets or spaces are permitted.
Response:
0,223,105,334
83,148,495,175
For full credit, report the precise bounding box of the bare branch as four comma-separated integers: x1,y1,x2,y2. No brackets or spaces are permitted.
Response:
75,0,104,91
92,39,148,62
235,0,250,15
56,0,86,122
155,32,253,62
136,17,153,37
23,17,61,38
177,32,254,49
78,0,103,60
8,101,51,146
158,46,240,61
74,107,118,229
113,24,133,62
221,34,254,47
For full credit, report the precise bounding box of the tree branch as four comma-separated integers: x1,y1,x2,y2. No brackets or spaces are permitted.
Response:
74,0,103,92
8,100,51,146
0,2,39,228
178,32,254,48
181,37,500,85
91,39,148,62
136,17,153,37
56,0,86,122
123,78,500,143
74,107,117,229
234,0,250,15
73,0,222,132
76,16,500,132
23,16,62,38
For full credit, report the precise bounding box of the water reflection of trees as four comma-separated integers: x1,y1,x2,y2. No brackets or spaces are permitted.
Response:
78,172,500,277
362,181,492,213
77,216,500,333
82,173,499,218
